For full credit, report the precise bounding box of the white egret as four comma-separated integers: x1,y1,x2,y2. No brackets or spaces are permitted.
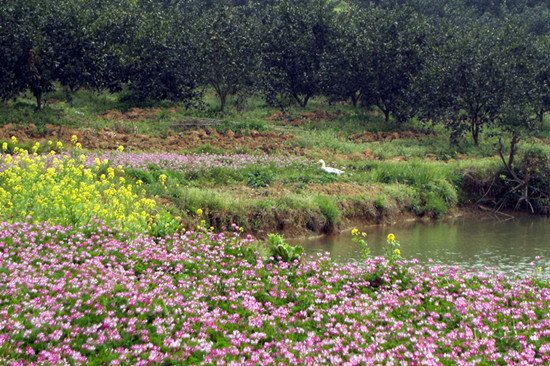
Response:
317,159,345,175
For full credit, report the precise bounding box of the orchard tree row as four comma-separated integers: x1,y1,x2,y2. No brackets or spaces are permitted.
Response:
3,0,550,146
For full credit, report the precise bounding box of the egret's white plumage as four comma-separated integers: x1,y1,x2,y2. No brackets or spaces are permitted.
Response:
317,159,345,175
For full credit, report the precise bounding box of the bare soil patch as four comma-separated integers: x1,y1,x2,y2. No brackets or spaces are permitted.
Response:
266,109,344,126
348,130,435,143
0,123,308,155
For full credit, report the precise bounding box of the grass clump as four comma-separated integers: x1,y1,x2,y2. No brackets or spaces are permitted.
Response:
171,187,232,214
315,194,341,225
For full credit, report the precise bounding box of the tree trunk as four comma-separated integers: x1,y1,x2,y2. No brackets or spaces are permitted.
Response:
471,120,479,146
351,92,361,107
35,90,42,111
65,87,74,106
291,88,309,108
380,107,390,123
508,132,520,169
220,92,227,113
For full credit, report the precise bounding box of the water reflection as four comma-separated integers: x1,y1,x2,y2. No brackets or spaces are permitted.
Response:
290,215,550,278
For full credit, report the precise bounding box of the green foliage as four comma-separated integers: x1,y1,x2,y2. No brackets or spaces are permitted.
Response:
260,0,337,108
247,168,275,188
315,194,341,225
418,18,537,146
367,160,453,186
125,168,154,185
125,5,202,105
268,234,303,264
195,6,261,112
148,209,184,239
357,5,427,123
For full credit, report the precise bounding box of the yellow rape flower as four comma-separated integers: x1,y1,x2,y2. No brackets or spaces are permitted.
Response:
2,142,7,151
159,174,167,185
11,136,17,143
196,208,203,216
117,145,124,152
387,233,395,242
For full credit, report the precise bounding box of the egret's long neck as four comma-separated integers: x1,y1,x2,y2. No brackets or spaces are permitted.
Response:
320,161,326,168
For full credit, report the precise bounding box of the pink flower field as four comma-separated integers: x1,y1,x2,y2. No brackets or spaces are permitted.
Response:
0,221,549,365
82,152,311,173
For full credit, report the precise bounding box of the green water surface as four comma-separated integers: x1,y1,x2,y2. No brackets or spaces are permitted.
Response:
291,215,550,278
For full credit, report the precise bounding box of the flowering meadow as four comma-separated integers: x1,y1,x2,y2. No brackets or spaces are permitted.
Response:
1,142,550,365
82,152,311,174
0,148,157,233
1,221,549,365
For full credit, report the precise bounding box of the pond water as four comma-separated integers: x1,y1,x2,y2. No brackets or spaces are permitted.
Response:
290,215,550,278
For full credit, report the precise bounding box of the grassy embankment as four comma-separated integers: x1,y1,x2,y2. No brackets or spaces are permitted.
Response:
2,88,550,237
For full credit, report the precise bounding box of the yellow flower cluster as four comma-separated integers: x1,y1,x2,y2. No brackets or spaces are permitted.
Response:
0,149,157,233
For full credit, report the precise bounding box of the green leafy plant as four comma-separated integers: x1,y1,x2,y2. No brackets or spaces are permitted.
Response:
268,234,303,264
247,169,275,188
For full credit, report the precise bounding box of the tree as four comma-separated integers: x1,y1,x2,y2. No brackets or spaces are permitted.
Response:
43,0,126,104
359,6,427,123
0,0,129,109
260,0,336,108
417,18,510,145
531,38,550,123
0,0,54,110
494,21,540,172
319,6,368,106
195,6,261,112
125,3,202,105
